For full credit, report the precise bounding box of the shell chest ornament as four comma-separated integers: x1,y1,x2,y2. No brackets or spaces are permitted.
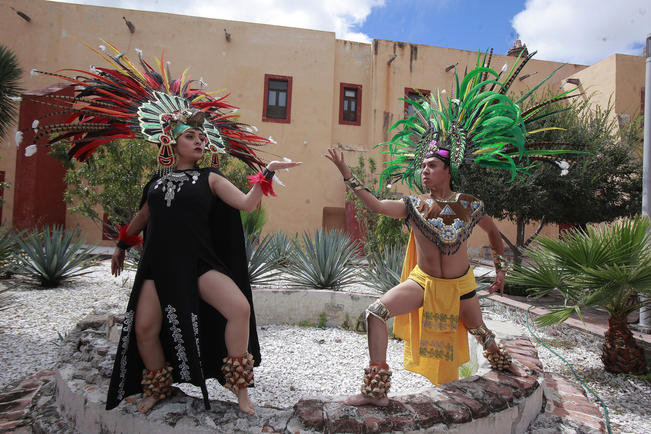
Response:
404,193,484,255
153,170,200,207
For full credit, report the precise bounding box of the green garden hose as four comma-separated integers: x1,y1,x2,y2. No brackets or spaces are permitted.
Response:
525,306,612,434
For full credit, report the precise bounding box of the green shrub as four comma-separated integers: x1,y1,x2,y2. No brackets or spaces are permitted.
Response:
14,226,97,288
318,312,328,328
285,229,361,289
241,207,267,239
363,243,405,292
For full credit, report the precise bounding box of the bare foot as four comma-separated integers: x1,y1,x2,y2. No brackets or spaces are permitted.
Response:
344,393,389,407
237,388,255,415
136,395,160,414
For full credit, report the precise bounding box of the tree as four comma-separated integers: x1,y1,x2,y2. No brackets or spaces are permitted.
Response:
459,98,642,264
50,139,158,231
509,216,650,375
347,154,408,255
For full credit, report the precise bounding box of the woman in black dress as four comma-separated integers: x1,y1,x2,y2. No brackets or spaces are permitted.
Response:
27,43,299,415
109,121,298,414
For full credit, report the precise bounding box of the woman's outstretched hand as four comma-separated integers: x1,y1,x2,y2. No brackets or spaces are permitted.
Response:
324,147,352,179
266,160,302,171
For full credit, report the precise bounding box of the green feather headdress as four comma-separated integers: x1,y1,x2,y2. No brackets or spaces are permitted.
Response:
379,49,582,192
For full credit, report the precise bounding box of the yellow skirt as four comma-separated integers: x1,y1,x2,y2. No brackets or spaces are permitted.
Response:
393,231,476,385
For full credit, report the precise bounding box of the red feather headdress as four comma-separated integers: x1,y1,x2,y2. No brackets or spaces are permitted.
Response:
25,40,271,171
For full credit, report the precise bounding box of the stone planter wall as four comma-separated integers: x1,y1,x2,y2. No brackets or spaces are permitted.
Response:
252,288,393,329
52,313,547,433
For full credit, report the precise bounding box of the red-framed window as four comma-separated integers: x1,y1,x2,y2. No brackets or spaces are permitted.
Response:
404,87,430,118
263,74,292,123
339,83,362,126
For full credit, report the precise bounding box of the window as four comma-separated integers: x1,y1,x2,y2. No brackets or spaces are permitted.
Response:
339,83,362,126
263,74,292,123
404,87,430,118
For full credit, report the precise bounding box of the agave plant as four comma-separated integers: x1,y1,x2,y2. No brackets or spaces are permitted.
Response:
124,246,141,271
0,226,20,277
509,216,651,375
267,231,295,267
14,226,97,288
285,229,361,290
363,244,406,293
244,231,284,287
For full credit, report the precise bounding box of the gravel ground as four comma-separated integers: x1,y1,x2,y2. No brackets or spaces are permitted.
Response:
0,260,649,433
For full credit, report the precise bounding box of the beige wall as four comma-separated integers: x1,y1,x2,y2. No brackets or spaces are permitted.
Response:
563,53,645,121
0,0,645,252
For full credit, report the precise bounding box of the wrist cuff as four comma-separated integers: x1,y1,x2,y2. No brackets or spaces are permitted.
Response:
262,168,275,180
116,240,130,251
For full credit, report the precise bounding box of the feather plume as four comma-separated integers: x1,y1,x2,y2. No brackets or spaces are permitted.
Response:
24,144,37,157
29,40,273,169
379,49,586,189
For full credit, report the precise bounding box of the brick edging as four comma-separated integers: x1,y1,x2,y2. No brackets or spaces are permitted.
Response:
289,337,544,433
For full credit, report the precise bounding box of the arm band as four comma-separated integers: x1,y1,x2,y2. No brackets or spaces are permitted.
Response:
262,168,275,180
344,173,370,193
491,248,509,272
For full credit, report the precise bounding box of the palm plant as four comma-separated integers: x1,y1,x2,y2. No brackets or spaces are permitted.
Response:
285,229,361,289
509,216,651,374
363,244,405,292
244,231,284,287
0,44,23,139
14,226,97,288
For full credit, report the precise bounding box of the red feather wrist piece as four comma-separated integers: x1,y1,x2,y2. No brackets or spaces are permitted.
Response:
117,224,143,247
247,171,276,196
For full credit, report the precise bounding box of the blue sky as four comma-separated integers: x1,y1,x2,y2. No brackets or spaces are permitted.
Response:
49,0,650,65
357,0,526,55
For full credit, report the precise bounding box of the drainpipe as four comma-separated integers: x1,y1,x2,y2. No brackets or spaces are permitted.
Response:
640,33,651,330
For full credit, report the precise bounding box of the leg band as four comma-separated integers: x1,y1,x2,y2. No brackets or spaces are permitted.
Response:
360,361,392,399
468,324,512,371
221,353,255,393
141,363,173,401
483,344,512,371
355,299,390,332
468,323,496,351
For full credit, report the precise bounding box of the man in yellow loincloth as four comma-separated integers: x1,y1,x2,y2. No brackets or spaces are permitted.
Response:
325,145,511,406
323,51,579,405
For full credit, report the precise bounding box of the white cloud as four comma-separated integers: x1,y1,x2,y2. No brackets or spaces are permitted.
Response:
51,0,383,42
512,0,650,64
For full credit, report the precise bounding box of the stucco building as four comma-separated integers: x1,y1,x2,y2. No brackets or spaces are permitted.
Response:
0,0,645,252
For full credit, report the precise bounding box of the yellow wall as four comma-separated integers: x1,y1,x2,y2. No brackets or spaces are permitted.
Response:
0,0,646,253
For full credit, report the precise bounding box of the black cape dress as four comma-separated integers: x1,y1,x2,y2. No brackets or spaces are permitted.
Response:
106,167,261,410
